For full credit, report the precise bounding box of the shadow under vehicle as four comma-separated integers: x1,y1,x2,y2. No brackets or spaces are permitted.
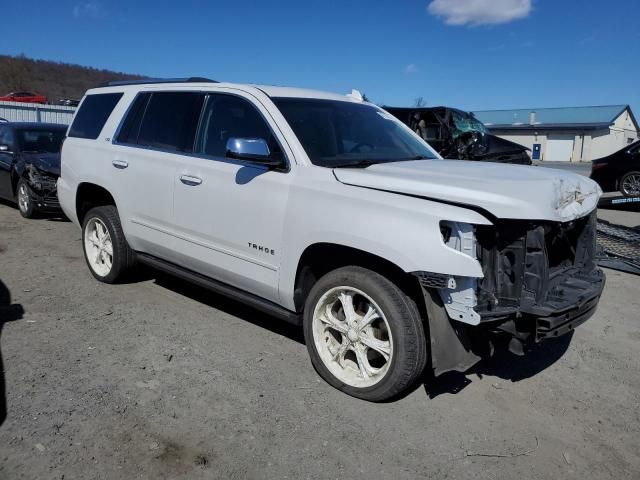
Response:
383,106,531,165
0,122,66,218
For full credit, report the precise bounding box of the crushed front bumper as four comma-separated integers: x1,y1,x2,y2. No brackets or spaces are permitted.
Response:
485,266,605,346
425,211,605,375
24,171,62,212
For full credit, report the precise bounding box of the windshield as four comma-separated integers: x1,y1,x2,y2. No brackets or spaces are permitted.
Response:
17,129,65,153
451,111,488,137
273,98,437,167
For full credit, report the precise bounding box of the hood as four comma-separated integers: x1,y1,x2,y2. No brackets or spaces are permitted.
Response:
334,160,601,222
21,152,61,176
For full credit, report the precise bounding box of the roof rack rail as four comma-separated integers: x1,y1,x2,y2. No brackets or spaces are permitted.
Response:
97,77,219,88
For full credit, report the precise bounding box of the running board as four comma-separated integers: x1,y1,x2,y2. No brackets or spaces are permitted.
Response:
136,253,302,326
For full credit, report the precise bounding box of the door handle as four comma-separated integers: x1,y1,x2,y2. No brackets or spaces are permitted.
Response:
180,175,202,186
112,160,128,169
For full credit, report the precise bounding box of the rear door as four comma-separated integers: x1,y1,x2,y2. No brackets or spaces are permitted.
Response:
109,91,205,260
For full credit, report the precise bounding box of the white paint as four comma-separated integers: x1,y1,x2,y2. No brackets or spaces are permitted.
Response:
546,135,575,162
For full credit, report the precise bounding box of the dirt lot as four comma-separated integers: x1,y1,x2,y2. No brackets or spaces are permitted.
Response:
0,201,639,480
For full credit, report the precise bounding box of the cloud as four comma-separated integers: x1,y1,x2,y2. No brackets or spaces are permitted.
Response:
405,64,418,74
427,0,531,26
73,1,104,19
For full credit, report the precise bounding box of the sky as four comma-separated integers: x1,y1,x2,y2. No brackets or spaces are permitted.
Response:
2,0,640,114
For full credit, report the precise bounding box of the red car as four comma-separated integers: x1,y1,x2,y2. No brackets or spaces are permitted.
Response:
0,91,48,104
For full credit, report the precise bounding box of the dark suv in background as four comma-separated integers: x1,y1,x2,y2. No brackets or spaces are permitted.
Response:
0,122,66,217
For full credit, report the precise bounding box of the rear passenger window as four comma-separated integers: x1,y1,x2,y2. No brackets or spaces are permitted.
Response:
68,93,123,139
116,93,150,144
136,92,204,152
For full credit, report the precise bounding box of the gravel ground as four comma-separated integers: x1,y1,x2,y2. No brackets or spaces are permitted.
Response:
0,201,639,480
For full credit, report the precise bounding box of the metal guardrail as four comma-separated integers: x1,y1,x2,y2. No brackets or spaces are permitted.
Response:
0,100,76,125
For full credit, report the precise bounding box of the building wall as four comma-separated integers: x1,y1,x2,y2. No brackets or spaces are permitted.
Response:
0,100,75,125
490,110,639,162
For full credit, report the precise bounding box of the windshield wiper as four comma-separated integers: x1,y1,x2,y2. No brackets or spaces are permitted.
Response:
331,160,380,168
331,156,433,169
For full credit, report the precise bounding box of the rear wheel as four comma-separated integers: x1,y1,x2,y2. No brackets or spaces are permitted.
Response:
16,179,35,218
303,266,427,402
620,171,640,197
82,205,136,283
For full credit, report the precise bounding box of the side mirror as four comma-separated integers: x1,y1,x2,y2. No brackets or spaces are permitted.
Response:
225,137,282,166
0,144,13,154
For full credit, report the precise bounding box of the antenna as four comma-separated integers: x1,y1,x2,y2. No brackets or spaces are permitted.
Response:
347,89,364,102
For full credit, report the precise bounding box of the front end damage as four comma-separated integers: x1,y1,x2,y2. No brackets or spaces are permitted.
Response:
418,211,605,376
23,164,61,211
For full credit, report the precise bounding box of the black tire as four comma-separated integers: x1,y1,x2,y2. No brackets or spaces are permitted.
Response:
303,266,427,402
16,178,35,219
619,171,640,197
81,205,136,283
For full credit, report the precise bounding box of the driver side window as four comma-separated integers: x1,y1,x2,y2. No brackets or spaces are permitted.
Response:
195,94,281,159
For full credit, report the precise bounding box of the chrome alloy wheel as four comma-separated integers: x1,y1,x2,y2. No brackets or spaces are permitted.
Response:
312,287,393,388
18,183,30,213
622,174,640,196
84,217,114,277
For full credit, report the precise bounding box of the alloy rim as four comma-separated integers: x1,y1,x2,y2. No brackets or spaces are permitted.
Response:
18,184,30,213
622,174,640,196
84,218,114,277
312,286,393,388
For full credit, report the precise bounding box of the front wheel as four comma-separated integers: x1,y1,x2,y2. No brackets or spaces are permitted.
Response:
619,171,640,197
303,266,427,402
16,179,35,218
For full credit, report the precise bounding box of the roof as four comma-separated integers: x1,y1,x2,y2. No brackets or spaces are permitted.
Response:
89,80,364,103
473,105,637,131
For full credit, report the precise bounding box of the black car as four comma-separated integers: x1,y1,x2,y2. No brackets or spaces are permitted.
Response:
591,140,640,197
383,106,531,164
0,122,66,218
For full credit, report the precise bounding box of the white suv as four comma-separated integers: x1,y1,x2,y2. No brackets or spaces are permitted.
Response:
59,78,605,401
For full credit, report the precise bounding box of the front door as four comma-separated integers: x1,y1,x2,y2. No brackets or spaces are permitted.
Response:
171,92,293,303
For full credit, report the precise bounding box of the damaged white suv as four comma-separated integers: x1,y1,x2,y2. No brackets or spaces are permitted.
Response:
59,78,605,401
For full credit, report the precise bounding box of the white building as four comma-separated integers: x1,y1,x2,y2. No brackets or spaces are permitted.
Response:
473,105,638,162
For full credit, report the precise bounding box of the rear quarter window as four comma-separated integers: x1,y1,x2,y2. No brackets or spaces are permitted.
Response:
68,93,123,139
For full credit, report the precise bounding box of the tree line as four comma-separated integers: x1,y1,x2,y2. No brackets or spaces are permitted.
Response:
0,54,143,103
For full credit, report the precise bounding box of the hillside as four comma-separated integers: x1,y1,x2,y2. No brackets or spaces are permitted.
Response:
0,54,144,103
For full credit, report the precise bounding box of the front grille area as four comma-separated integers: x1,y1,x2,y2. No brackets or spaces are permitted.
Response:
415,272,453,289
475,211,604,322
